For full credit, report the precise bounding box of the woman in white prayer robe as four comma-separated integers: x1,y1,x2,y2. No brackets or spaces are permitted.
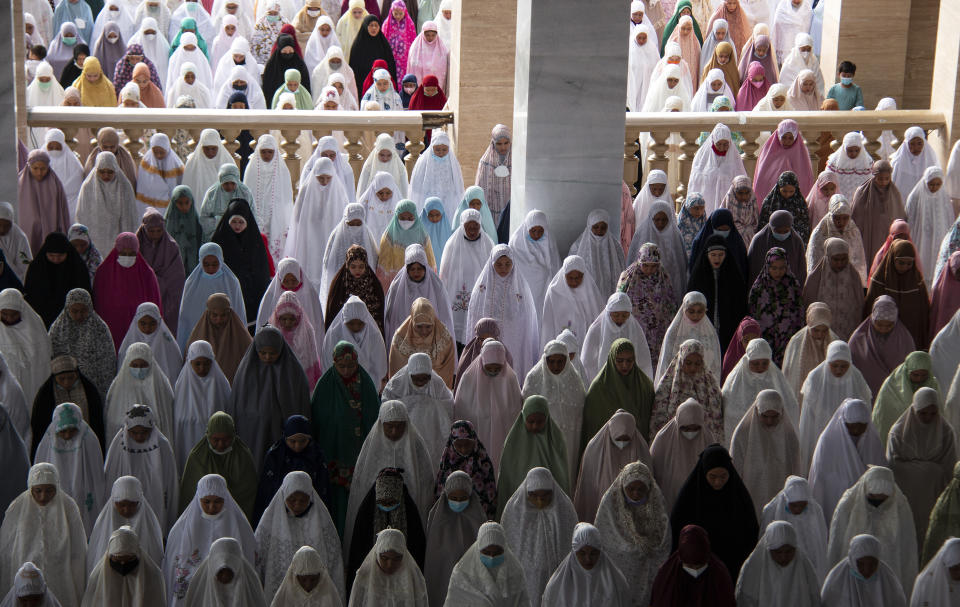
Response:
81,526,166,607
213,37,260,93
627,24,660,112
34,402,105,535
632,169,671,223
593,462,670,605
342,401,436,560
0,202,33,283
0,464,86,607
655,291,722,389
322,295,388,386
734,520,821,607
721,338,799,440
244,134,294,265
507,210,561,319
500,467,578,606
642,62,692,112
626,199,688,299
541,523,631,607
690,68,736,111
172,340,232,470
906,166,954,289
443,522,528,607
821,534,907,607
104,342,175,445
319,204,379,309
539,255,605,350
465,244,541,379
760,476,829,582
688,123,747,214
184,537,266,607
303,15,340,72
827,132,875,202
254,471,344,602
911,537,960,607
349,528,427,607
103,404,179,532
86,476,164,576
117,302,183,387
383,244,455,349
798,340,872,466
0,288,51,405
0,562,62,607
355,170,403,243
166,32,213,92
381,352,453,462
730,389,803,514
521,341,587,479
931,308,960,390
44,129,84,219
581,292,653,384
809,398,885,526
826,465,918,596
438,208,494,344
777,32,823,93
164,474,256,606
214,64,267,109
182,129,236,219
891,126,941,199
568,209,625,297
408,133,465,218
165,62,214,108
269,546,343,607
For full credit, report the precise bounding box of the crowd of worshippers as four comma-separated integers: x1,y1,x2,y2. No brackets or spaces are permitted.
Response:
8,0,960,606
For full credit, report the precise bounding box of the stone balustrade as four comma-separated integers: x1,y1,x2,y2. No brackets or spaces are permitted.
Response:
27,107,455,195
624,110,946,200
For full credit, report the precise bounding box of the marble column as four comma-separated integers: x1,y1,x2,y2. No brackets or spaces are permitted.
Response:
927,0,960,162
447,0,516,187
511,0,629,251
1,0,24,190
902,0,940,109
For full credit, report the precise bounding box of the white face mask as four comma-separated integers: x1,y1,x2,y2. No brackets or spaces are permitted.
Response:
681,430,699,440
683,564,707,578
145,32,156,40
799,50,810,59
118,255,137,268
307,7,321,15
398,219,415,229
612,439,630,449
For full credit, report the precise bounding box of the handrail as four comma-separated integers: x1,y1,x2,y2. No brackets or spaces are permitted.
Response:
26,108,455,131
622,109,947,199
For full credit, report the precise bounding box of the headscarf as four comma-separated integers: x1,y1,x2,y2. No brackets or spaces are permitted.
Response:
700,39,740,93
821,534,908,607
686,207,749,278
655,291,723,388
677,192,707,258
171,340,230,470
507,209,561,313
177,241,246,348
628,24,661,111
752,120,814,214
584,338,656,445
75,150,140,255
17,150,71,254
104,340,174,445
163,475,256,604
163,185,204,274
136,209,185,330
263,33,312,102
735,60,769,110
906,166,953,289
651,338,724,441
649,524,736,607
756,172,811,244
617,242,678,365
112,43,162,97
717,174,758,244
388,295,456,386
348,528,428,607
848,296,917,396
48,288,117,398
891,126,941,198
34,402,106,533
802,238,864,339
778,302,835,398
268,545,342,607
851,159,907,265
406,19,448,88
864,239,931,348
759,476,829,581
71,56,116,107
827,131,874,201
408,132,464,219
735,520,821,607
0,288,52,401
542,523,632,607
182,129,235,214
0,464,87,606
432,420,497,518
807,193,868,285
747,247,804,365
304,15,341,72
0,202,33,282
84,476,164,577
930,252,960,340
474,124,512,222
92,231,163,350
627,198,687,298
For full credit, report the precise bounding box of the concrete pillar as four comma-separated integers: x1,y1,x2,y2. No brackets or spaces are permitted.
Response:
510,0,628,251
2,0,25,190
902,0,940,109
927,0,960,162
819,0,911,109
447,0,516,187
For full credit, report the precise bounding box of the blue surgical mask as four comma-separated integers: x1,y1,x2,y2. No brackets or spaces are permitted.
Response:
266,14,281,22
38,79,52,91
772,230,790,241
713,229,730,238
129,366,149,380
377,502,399,512
479,554,504,569
62,35,77,46
447,498,469,512
625,494,648,506
840,76,854,86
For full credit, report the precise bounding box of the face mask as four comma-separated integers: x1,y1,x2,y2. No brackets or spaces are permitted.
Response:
683,564,707,578
771,230,790,241
108,558,139,576
266,14,281,22
447,498,469,512
63,35,77,45
750,79,763,88
186,2,197,11
129,366,149,380
200,508,223,520
479,554,504,569
38,79,52,91
107,34,119,42
612,439,629,449
625,494,648,506
118,255,137,267
377,502,399,512
840,76,854,86
145,33,156,40
681,430,699,440
799,50,810,59
307,8,321,15
210,443,232,455
713,229,730,238
109,8,120,16
398,219,415,230
329,60,342,70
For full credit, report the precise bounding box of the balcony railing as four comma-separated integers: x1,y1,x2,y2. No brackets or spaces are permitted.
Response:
623,110,946,199
27,107,455,195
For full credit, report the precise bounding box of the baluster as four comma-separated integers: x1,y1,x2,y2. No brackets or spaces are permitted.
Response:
861,129,883,161
343,130,364,187
125,128,145,166
646,130,670,177
280,129,302,195
677,130,700,202
804,137,820,180
221,128,241,163
624,129,640,196
739,129,761,181
405,128,426,180
61,127,79,154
